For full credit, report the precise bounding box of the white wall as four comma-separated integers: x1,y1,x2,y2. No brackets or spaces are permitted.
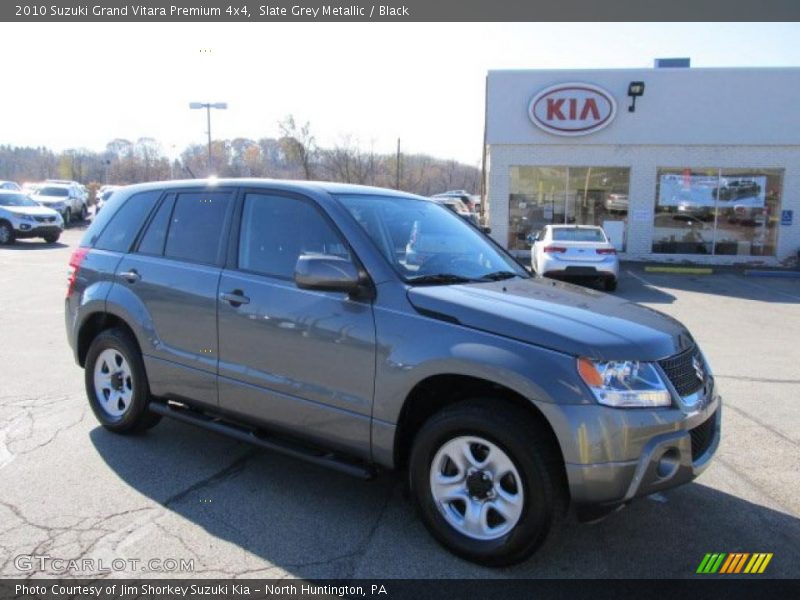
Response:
488,68,800,147
487,144,800,265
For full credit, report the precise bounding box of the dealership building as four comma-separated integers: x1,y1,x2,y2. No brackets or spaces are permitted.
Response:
485,64,800,265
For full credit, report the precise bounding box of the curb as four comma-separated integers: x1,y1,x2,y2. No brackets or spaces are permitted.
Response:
643,266,714,274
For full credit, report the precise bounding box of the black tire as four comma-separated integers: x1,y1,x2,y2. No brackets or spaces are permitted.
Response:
604,278,618,292
84,328,161,434
64,208,72,225
43,233,60,244
80,204,88,221
408,399,566,566
0,221,14,245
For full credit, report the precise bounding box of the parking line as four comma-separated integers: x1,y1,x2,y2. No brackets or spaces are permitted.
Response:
626,270,654,286
724,274,800,302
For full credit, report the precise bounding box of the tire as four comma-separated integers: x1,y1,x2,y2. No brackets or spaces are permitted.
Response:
43,233,60,244
0,222,14,245
84,328,161,434
604,278,618,292
64,208,72,225
80,204,88,221
408,399,566,566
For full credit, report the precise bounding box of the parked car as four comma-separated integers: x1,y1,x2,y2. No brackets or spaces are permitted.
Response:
431,195,477,224
675,198,713,221
713,179,761,201
66,179,720,566
0,180,21,191
603,189,629,213
95,185,121,213
32,183,88,223
0,190,63,244
531,225,619,291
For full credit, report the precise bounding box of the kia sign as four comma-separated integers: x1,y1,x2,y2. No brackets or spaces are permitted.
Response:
529,83,617,136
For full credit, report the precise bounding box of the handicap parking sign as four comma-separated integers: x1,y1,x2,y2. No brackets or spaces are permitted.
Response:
781,209,793,226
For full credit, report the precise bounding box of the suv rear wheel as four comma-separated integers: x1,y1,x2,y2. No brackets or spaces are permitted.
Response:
84,328,161,433
409,399,565,566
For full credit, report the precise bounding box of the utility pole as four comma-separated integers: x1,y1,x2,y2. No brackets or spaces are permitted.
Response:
189,102,228,176
396,137,401,190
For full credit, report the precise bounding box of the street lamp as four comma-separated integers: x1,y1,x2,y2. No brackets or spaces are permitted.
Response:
189,102,227,174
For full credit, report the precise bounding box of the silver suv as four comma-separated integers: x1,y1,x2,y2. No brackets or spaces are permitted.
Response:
65,179,720,566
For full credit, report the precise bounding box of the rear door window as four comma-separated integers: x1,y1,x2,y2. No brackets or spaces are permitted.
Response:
91,191,161,252
164,192,232,264
136,195,175,256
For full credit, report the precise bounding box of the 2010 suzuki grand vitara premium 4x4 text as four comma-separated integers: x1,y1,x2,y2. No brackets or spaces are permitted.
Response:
66,180,720,566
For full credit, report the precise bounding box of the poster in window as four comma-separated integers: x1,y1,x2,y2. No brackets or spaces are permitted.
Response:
658,174,766,208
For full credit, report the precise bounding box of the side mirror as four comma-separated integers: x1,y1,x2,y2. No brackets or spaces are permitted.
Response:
294,254,361,293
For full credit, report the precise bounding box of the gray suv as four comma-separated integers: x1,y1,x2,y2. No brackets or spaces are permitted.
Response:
66,180,721,566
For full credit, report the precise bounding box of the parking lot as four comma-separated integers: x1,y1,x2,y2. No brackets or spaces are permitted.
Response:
1,224,798,579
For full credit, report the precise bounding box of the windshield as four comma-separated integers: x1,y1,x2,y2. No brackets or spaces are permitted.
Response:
0,193,39,207
551,228,607,242
337,194,527,283
36,187,69,197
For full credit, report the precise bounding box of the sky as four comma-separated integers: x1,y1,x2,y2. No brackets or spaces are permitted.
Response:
1,22,799,165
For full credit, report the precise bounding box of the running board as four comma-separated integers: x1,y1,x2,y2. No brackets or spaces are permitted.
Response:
149,401,377,480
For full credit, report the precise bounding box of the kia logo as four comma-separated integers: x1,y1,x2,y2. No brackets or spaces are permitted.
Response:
529,83,617,136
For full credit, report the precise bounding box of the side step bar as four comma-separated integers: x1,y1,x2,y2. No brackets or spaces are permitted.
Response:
149,401,377,480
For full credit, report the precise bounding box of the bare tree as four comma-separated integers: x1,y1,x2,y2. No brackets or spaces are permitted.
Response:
278,115,317,179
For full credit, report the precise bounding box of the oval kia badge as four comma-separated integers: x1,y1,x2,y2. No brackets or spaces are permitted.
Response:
529,83,617,136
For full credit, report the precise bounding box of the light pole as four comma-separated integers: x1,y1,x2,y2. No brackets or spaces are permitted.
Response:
189,102,227,175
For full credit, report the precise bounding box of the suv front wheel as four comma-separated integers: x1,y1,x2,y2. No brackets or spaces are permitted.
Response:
84,328,161,433
409,399,565,566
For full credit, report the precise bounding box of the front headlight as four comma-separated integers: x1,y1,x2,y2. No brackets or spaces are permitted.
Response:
577,357,672,408
21,214,36,222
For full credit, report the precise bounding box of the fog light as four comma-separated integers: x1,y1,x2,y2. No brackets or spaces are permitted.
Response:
19,223,31,231
656,448,680,479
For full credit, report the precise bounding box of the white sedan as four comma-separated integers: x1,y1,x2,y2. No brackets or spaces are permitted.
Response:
531,225,619,291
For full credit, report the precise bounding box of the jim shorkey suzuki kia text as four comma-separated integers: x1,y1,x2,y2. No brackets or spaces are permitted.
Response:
65,179,721,565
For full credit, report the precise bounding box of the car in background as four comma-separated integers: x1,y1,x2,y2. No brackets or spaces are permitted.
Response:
21,182,42,195
431,195,477,224
531,224,619,291
32,183,88,224
95,185,121,213
0,190,63,244
0,181,21,191
727,204,768,226
603,189,629,213
714,179,761,201
675,198,713,221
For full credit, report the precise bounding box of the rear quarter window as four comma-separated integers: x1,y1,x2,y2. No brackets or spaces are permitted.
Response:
82,190,161,251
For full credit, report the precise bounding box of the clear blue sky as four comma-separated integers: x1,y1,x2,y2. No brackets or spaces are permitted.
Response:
1,22,799,164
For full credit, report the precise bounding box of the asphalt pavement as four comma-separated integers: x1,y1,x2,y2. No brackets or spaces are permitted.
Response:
1,224,798,579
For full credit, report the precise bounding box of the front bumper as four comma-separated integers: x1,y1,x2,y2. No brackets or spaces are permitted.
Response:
12,223,63,239
540,381,721,519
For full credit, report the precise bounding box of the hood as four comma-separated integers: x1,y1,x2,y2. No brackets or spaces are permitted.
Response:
407,278,693,361
2,204,61,217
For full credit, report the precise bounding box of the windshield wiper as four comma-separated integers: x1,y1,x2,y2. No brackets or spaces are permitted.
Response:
407,273,476,285
478,271,519,281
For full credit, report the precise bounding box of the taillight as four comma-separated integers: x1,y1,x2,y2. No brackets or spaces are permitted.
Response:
543,246,567,253
67,247,89,297
596,248,617,255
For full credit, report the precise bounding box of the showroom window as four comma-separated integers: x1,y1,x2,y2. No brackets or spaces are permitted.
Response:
652,168,783,256
508,167,630,252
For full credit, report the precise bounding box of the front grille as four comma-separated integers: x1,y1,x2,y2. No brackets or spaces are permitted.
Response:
689,411,717,461
34,216,55,223
658,346,705,397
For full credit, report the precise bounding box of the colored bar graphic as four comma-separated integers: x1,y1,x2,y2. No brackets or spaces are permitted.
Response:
699,552,773,574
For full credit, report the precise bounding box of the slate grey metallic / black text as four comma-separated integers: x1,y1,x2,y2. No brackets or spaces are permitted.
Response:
65,179,720,565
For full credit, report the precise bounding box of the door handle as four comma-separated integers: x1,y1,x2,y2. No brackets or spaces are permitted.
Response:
220,290,250,306
118,269,140,283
